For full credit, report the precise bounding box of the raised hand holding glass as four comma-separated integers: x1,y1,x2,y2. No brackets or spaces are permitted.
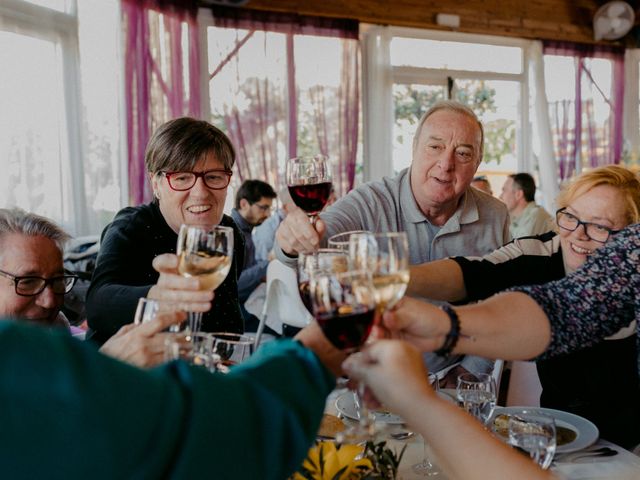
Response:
176,224,233,333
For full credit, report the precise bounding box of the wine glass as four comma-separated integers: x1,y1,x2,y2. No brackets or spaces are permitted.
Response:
348,232,410,314
210,332,255,373
286,155,333,223
297,248,348,313
456,373,497,426
309,266,377,443
412,375,442,476
133,297,184,332
326,230,369,251
508,410,556,469
176,224,234,334
164,332,217,372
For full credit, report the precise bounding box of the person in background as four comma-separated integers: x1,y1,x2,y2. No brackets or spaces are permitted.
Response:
326,185,337,207
406,164,640,446
230,180,277,310
0,283,346,480
276,100,510,385
0,208,182,368
87,118,245,345
470,175,493,196
500,173,553,238
254,186,296,262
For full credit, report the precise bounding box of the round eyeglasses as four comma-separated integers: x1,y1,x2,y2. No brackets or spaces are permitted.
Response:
161,169,232,191
555,208,620,244
0,269,78,296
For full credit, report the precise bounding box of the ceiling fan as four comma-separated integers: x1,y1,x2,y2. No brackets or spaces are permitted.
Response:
593,1,635,40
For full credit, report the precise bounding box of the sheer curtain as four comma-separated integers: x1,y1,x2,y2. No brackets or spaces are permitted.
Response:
122,0,202,205
543,41,625,181
206,7,359,197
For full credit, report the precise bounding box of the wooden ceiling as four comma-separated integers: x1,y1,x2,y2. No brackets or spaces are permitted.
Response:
236,0,639,45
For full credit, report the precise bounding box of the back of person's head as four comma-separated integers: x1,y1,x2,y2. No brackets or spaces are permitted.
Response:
557,165,640,224
412,100,484,161
235,180,277,209
0,208,69,253
509,173,536,202
471,176,492,194
144,117,235,174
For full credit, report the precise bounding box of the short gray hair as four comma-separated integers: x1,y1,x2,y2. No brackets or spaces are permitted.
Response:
412,100,484,162
0,208,70,252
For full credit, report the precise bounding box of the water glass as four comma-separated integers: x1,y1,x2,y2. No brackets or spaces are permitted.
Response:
456,372,497,425
133,297,183,332
164,332,218,372
327,230,369,251
211,332,254,373
508,410,557,469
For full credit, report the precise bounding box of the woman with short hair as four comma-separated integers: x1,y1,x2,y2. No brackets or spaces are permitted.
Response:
87,118,245,344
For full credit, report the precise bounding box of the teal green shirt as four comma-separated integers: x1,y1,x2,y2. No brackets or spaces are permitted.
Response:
0,322,334,479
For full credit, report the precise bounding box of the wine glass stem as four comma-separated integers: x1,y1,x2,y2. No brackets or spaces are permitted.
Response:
188,311,203,334
356,381,375,431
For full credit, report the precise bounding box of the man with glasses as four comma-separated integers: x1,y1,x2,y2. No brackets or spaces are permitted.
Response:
0,208,77,329
231,180,277,331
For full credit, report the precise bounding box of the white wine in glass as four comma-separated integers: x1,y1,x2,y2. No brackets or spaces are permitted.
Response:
349,232,410,313
177,224,234,333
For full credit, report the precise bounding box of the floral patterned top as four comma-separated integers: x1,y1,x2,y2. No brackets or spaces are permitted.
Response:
513,223,640,363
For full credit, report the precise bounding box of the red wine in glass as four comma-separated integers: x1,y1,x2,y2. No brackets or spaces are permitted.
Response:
286,155,332,221
288,182,333,216
316,306,375,350
298,280,313,313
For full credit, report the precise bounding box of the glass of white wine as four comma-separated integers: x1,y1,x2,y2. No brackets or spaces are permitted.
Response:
348,231,410,314
176,224,234,334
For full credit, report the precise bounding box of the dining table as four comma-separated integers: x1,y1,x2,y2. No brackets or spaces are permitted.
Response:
324,388,640,479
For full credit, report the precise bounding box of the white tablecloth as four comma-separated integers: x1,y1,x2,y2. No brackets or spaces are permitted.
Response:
324,389,640,479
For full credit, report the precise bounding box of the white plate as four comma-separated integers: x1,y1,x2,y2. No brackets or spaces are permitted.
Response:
335,390,456,424
491,406,599,453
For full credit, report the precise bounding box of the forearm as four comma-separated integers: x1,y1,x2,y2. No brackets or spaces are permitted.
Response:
407,395,554,480
407,259,467,301
453,292,551,360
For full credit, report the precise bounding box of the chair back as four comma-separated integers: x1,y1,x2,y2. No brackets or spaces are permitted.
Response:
254,260,312,347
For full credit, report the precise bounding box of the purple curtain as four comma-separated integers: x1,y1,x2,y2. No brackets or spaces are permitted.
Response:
209,7,359,197
123,0,201,205
543,41,625,180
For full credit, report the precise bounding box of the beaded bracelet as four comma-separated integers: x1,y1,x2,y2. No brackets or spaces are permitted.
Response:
434,304,460,357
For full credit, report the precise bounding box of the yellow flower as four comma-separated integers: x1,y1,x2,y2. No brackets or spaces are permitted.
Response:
294,442,373,480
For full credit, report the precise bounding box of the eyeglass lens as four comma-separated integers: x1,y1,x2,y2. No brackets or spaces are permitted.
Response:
557,211,610,242
16,276,75,295
167,171,229,190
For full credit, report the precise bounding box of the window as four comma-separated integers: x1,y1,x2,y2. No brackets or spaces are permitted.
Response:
364,27,529,194
390,31,527,192
0,0,123,235
202,11,361,198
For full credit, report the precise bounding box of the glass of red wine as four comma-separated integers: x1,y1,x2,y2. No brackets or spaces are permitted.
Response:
309,266,377,443
297,248,348,314
286,155,333,223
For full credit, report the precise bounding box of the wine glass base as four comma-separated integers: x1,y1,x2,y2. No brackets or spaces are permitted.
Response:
412,461,441,476
335,423,376,445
